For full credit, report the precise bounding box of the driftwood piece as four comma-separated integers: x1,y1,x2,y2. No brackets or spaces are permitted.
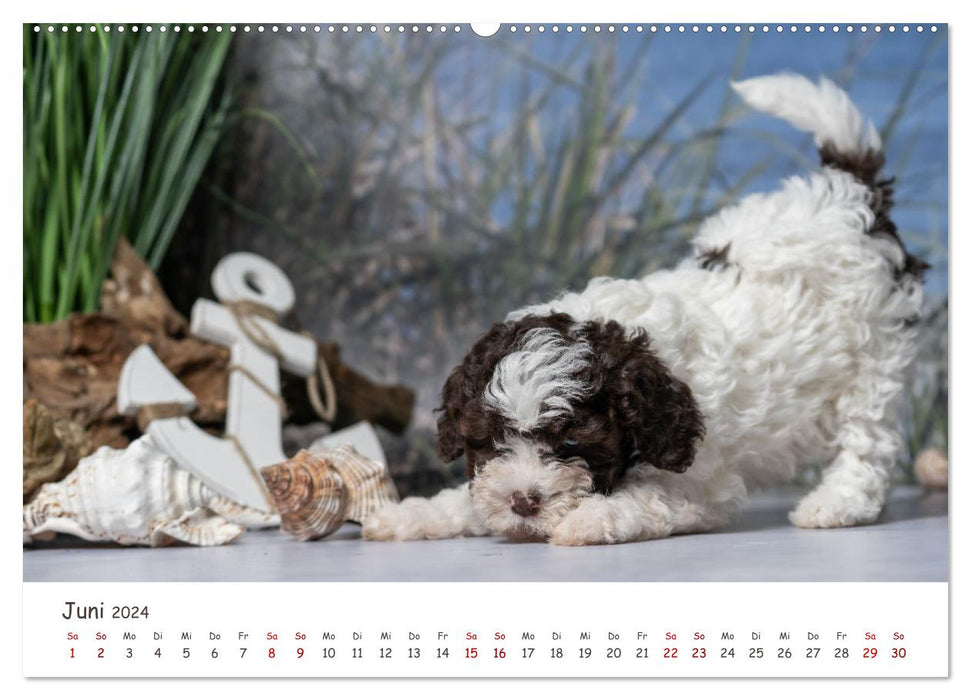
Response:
100,236,189,339
24,314,140,447
282,340,414,434
23,399,93,502
23,238,416,449
23,313,230,447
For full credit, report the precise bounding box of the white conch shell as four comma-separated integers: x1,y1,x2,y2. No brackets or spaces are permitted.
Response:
23,436,274,547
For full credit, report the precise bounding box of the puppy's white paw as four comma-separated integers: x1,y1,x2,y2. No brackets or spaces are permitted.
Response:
789,488,882,529
550,500,618,546
361,500,454,541
361,503,405,541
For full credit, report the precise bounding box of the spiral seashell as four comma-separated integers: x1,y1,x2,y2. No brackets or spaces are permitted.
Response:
261,450,346,540
23,436,247,547
321,444,400,523
915,448,948,490
260,445,400,540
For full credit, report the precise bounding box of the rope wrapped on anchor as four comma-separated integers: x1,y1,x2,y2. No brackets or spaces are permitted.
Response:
224,300,338,425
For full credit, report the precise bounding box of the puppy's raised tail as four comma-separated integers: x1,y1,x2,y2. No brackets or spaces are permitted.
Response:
732,73,881,158
732,73,928,281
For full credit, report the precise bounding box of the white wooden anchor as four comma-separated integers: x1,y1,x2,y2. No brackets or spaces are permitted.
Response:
118,253,317,512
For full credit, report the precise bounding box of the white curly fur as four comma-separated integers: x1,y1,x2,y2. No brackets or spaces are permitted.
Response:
363,74,923,546
483,328,594,431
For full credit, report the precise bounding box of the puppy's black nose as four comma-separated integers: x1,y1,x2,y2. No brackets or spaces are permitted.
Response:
509,491,541,517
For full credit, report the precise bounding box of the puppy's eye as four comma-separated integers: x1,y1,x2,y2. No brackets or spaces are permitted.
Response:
555,439,581,456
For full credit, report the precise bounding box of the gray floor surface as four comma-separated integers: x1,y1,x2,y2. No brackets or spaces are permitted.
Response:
23,486,948,582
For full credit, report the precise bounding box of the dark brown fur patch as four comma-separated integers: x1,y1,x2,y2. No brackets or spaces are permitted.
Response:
819,143,930,282
436,313,706,493
698,243,732,271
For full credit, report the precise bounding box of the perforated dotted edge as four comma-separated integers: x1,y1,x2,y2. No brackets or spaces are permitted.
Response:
31,24,939,35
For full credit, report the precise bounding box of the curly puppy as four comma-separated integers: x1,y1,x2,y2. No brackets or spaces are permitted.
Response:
364,73,926,546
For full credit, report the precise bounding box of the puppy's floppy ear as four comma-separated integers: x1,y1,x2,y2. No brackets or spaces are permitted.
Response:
435,320,521,463
587,321,704,473
436,364,467,462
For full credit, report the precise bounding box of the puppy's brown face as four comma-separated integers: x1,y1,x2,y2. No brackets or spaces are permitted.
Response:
437,313,704,540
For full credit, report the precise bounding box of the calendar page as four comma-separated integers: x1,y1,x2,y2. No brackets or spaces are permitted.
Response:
20,7,951,686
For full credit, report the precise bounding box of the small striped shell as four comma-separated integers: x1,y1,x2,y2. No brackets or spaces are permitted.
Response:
321,444,400,523
260,445,400,540
915,448,948,490
261,450,346,541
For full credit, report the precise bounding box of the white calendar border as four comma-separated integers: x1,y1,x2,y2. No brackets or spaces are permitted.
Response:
22,581,948,679
5,0,963,695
